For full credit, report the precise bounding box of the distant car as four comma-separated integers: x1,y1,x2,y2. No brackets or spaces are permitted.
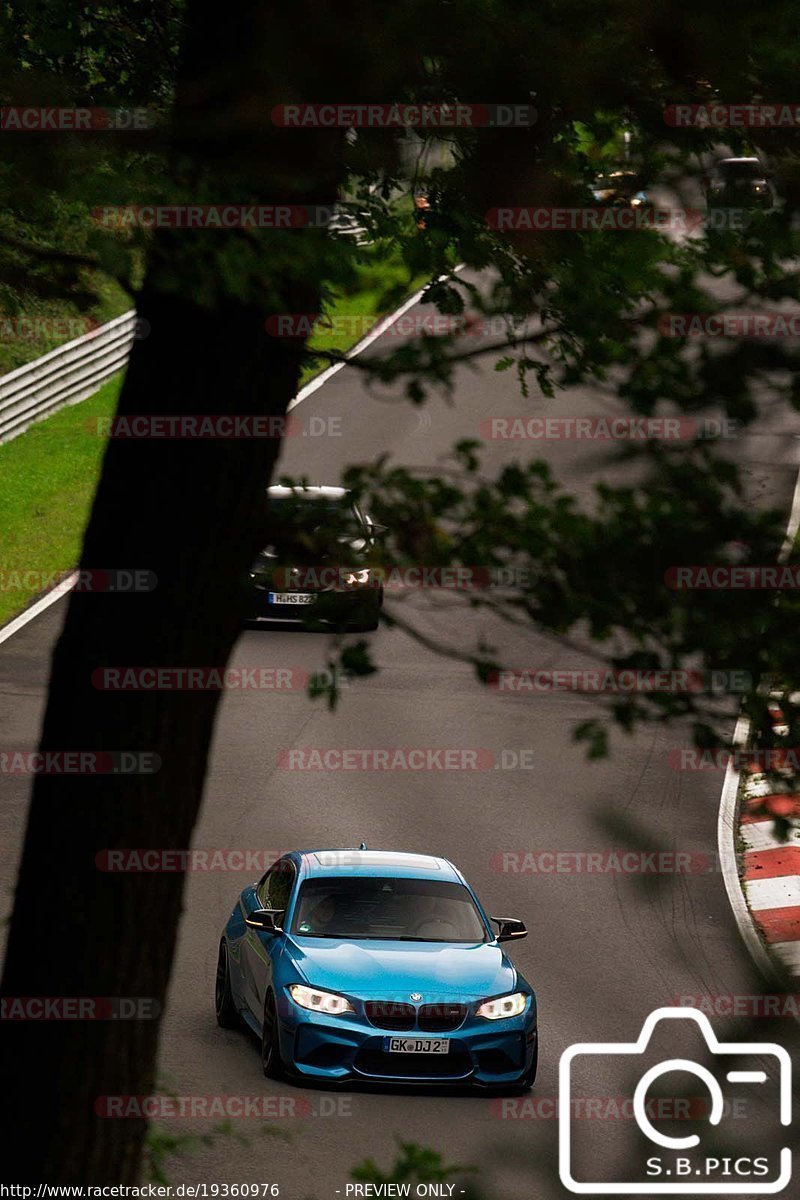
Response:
215,848,538,1090
247,485,384,632
414,192,431,230
413,187,447,232
591,169,648,207
705,157,776,209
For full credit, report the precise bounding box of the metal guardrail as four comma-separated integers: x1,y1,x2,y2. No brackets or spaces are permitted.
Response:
0,309,137,444
328,210,369,244
0,211,373,446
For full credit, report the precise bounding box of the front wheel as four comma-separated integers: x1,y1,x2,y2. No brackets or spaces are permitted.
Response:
261,991,286,1080
215,940,239,1029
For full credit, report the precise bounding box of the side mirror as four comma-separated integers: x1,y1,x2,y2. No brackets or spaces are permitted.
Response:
245,908,284,933
492,916,527,943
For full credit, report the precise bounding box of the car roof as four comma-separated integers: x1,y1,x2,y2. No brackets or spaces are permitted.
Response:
267,485,348,500
293,849,462,882
717,157,764,167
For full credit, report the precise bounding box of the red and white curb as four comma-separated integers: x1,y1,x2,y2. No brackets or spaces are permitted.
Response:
740,765,800,981
718,725,800,988
717,463,800,990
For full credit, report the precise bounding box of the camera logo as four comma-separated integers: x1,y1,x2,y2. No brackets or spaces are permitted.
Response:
559,1007,792,1193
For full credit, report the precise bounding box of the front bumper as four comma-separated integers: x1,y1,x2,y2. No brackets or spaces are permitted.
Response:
276,997,537,1087
706,189,773,209
247,587,380,625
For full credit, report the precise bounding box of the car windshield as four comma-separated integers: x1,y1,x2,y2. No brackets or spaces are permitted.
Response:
265,494,364,547
291,877,489,942
717,161,766,180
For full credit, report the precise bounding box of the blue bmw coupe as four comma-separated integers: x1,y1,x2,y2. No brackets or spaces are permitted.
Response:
215,848,538,1089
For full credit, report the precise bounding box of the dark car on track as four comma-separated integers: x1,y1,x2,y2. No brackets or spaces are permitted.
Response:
704,157,776,209
246,485,384,631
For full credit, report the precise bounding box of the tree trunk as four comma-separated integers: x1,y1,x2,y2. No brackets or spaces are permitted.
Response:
1,0,390,1180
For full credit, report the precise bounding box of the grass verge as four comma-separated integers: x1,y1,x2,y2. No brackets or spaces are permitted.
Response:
0,274,132,377
0,380,119,625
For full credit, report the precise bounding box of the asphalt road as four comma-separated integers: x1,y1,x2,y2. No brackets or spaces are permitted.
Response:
1,268,799,1198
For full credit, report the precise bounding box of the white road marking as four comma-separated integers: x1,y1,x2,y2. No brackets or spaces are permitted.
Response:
0,571,78,647
288,265,464,411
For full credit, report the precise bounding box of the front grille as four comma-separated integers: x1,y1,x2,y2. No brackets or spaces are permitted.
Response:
418,1003,467,1032
354,1049,473,1080
364,1001,416,1031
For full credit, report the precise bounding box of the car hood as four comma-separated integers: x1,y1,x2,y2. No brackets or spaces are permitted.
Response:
259,534,366,558
250,537,370,585
286,937,517,1000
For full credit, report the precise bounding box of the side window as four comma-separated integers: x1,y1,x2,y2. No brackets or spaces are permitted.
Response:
258,860,295,912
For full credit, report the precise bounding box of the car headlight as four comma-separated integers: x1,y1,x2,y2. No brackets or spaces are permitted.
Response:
343,568,371,586
288,984,355,1016
475,992,528,1020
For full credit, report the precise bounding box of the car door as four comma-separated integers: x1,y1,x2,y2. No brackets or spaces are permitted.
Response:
241,858,296,1020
